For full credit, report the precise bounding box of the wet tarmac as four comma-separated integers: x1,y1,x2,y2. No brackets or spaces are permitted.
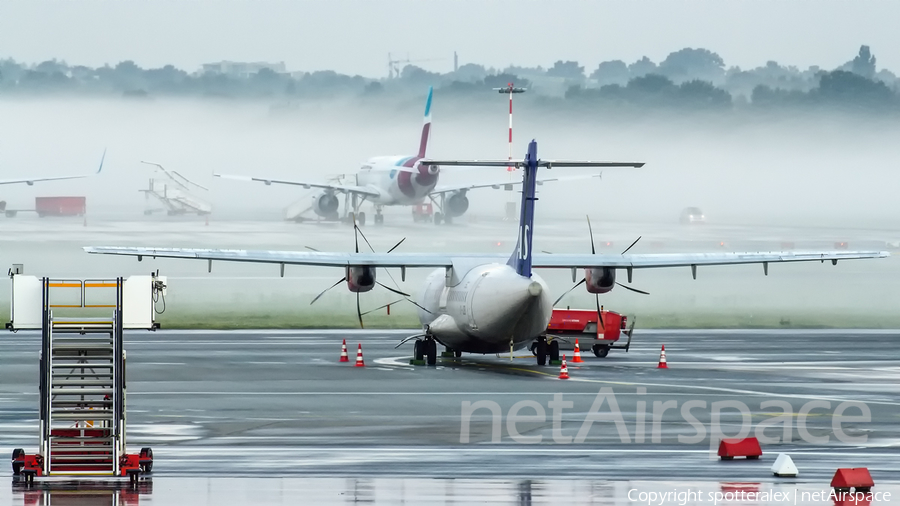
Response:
4,477,899,505
2,329,898,499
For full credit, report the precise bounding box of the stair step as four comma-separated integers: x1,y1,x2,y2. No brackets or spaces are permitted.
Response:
51,436,115,443
52,412,114,421
50,455,114,462
51,363,113,369
52,373,112,379
50,388,113,396
50,400,112,408
52,444,114,451
52,379,114,387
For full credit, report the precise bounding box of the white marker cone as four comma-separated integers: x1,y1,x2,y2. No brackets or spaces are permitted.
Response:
772,453,798,477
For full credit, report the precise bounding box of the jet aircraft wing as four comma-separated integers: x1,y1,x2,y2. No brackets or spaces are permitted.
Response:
423,159,645,169
0,150,106,185
84,247,887,271
213,173,381,198
429,173,603,196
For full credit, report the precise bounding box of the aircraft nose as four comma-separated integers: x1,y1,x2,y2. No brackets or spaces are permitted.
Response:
470,273,546,336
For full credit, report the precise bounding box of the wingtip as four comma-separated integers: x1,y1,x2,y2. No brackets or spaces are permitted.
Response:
96,149,107,174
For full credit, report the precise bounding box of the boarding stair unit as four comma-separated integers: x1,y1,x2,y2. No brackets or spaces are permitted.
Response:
142,179,213,216
9,270,164,482
140,161,212,216
43,288,124,476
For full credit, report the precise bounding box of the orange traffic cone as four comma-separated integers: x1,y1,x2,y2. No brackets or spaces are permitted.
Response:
657,344,668,369
572,339,584,363
355,343,365,367
339,339,349,362
558,354,569,379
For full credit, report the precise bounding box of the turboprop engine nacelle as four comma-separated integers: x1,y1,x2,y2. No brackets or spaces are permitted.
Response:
346,266,376,293
446,191,469,217
585,267,616,294
313,192,340,218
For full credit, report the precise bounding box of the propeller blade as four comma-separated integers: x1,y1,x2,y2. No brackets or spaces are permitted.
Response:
596,294,604,329
310,277,346,305
356,292,364,329
376,281,411,298
586,215,596,255
386,237,406,254
553,278,586,306
621,236,642,255
361,299,405,317
404,297,434,314
355,222,376,253
616,282,650,295
352,214,359,253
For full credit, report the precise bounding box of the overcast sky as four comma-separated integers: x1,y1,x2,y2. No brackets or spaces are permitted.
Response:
0,1,896,78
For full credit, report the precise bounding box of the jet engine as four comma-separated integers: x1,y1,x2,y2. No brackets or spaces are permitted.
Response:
346,266,376,293
585,267,616,294
313,192,340,218
445,191,469,217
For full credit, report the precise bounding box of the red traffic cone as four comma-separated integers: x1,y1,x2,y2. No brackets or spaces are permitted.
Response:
558,354,569,379
572,339,584,363
339,339,349,362
355,343,365,367
657,344,668,369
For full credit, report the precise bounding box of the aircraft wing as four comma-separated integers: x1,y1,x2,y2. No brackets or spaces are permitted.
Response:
423,159,645,169
429,173,602,196
531,250,889,269
214,173,381,198
84,247,887,271
0,150,106,185
83,247,460,268
0,175,89,186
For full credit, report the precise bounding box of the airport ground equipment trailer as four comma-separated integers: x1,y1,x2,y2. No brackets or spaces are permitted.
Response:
7,271,165,483
542,308,634,358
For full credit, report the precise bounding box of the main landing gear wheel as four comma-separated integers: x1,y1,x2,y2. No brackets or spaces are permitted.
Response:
592,345,610,358
434,212,443,225
357,212,366,226
549,340,560,363
425,338,437,366
534,339,548,366
374,214,384,225
414,340,425,361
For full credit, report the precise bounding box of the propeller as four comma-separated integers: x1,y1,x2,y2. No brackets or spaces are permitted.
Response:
308,214,429,328
553,217,650,326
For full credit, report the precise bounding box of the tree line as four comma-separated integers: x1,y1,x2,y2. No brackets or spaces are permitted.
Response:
1,46,897,113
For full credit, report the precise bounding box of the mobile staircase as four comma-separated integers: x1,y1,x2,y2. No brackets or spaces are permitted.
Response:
8,270,165,483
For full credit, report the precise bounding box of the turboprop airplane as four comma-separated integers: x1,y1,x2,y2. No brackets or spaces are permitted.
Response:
85,140,888,366
214,87,598,226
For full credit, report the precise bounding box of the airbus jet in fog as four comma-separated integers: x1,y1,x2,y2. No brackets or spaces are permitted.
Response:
214,87,595,226
86,140,888,366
